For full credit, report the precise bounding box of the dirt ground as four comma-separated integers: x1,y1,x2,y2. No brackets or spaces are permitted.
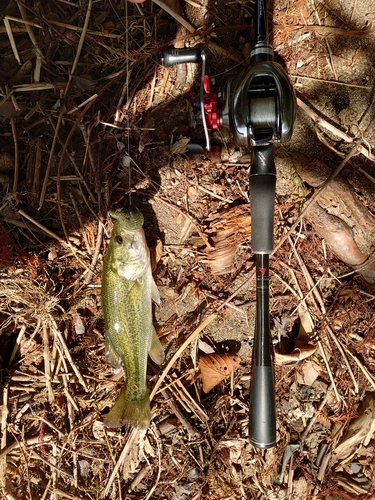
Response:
1,0,375,498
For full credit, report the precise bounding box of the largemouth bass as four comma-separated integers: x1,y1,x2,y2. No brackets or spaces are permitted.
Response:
101,206,164,429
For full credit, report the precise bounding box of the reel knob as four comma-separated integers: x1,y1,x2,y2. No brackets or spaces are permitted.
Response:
203,76,220,130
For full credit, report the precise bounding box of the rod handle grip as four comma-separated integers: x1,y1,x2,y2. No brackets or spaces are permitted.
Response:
249,365,276,448
249,145,276,254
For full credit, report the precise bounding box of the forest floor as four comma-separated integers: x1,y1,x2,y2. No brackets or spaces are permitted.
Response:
1,0,375,498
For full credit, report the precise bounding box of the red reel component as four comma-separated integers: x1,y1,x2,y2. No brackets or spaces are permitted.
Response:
203,75,220,130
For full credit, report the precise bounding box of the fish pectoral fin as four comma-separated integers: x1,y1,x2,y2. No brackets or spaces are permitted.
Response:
149,327,164,365
151,278,160,305
105,336,122,369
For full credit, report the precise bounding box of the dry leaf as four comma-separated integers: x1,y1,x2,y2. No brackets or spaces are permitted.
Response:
217,438,246,464
201,204,251,274
198,353,241,393
275,344,317,365
333,393,375,463
295,358,322,386
171,137,190,154
275,311,316,365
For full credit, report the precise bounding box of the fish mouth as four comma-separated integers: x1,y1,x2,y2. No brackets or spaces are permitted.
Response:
110,206,144,230
125,255,146,264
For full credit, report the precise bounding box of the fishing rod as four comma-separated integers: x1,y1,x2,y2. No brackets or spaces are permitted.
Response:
162,0,295,448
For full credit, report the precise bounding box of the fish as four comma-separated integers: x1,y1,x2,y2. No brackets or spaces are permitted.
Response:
101,206,164,429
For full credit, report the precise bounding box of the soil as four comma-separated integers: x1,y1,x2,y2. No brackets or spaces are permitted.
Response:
1,0,375,499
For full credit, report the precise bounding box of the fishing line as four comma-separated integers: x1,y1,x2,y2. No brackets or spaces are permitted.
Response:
108,0,132,205
107,1,256,83
125,0,132,206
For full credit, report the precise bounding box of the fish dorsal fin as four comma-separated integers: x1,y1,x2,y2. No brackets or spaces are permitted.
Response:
149,327,164,365
151,278,160,305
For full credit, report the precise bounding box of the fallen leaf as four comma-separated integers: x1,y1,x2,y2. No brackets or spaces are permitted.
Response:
333,393,375,463
171,137,190,154
275,344,317,365
275,310,317,365
198,353,241,393
295,357,322,386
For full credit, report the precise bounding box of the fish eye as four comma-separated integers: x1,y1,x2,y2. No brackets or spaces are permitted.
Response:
114,235,123,245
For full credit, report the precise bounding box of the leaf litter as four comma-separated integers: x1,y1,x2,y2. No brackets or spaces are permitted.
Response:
0,0,375,498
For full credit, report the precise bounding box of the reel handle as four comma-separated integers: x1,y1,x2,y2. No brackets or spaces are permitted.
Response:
162,47,211,151
162,47,202,67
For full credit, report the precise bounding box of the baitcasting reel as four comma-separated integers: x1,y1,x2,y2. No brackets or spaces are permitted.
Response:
162,35,295,154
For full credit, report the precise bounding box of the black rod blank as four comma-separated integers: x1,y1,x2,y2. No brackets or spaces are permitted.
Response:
248,254,276,448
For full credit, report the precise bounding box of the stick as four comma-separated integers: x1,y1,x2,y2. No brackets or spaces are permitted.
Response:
102,428,142,498
150,313,217,401
18,209,66,244
10,117,19,192
50,316,88,392
297,97,375,162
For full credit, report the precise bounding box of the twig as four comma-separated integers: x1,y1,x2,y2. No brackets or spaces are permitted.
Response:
325,326,358,393
29,449,74,479
216,269,256,312
63,0,92,97
149,65,157,107
300,384,332,445
18,209,66,244
152,0,196,33
50,315,88,392
84,219,104,284
286,260,341,402
10,117,19,192
152,0,243,63
273,141,361,257
17,2,44,82
39,110,65,209
0,382,9,489
317,340,340,402
150,313,217,401
161,388,198,436
144,426,162,500
293,74,372,90
311,0,337,79
26,415,65,439
8,323,27,367
274,23,370,37
4,14,124,38
0,433,53,460
289,235,359,393
102,428,142,498
3,16,21,63
346,350,375,391
12,82,66,91
69,192,92,256
57,101,96,245
42,324,55,404
152,196,214,250
297,97,375,162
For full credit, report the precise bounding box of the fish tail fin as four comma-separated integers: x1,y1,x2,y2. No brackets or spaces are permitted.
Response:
103,387,150,430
